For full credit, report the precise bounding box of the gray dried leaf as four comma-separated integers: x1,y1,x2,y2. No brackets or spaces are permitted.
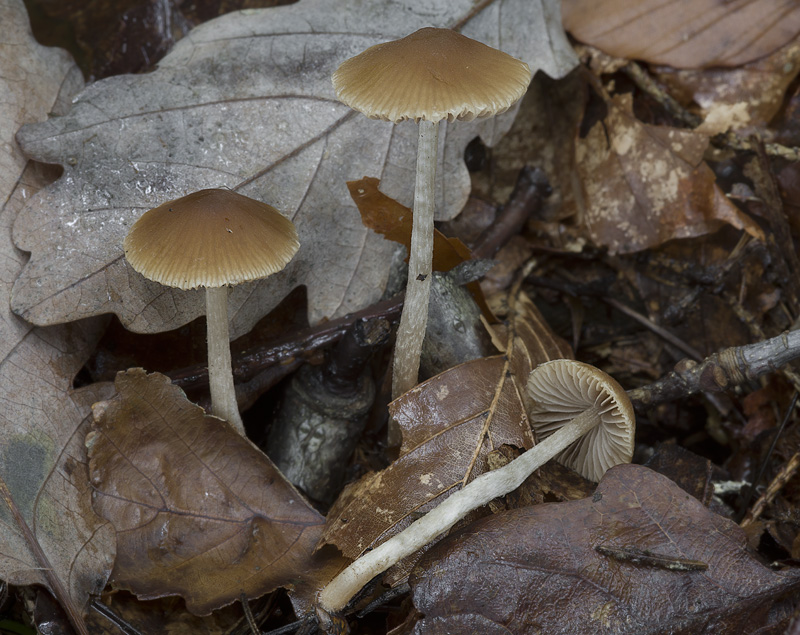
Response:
0,0,114,613
12,0,577,336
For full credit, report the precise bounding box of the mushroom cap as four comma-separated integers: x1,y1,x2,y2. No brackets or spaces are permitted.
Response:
123,188,299,290
332,27,531,123
526,359,635,482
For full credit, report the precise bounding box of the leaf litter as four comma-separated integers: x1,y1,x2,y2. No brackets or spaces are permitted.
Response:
576,90,764,254
4,0,800,632
87,368,340,616
410,464,800,635
563,0,800,69
11,0,578,337
321,289,571,566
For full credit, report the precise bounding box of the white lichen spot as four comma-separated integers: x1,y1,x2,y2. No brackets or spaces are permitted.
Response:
612,126,636,156
436,385,449,400
419,473,433,486
696,102,751,136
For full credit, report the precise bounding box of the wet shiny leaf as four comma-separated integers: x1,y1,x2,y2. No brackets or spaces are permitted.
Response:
411,464,800,634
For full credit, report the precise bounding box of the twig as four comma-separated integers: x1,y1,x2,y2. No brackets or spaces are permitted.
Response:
736,391,797,523
628,329,800,411
169,296,403,392
740,452,800,529
471,166,551,259
602,296,705,361
90,600,142,635
241,593,261,634
0,476,89,635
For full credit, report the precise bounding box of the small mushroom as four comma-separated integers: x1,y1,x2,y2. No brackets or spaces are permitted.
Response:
123,188,299,435
317,359,634,612
332,27,531,398
526,359,635,482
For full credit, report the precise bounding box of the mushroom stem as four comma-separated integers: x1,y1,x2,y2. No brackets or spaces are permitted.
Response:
205,286,245,435
392,119,439,399
317,404,602,612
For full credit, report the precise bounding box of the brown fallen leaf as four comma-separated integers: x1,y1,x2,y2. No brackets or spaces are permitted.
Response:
321,290,571,562
11,0,577,337
655,38,800,136
410,464,800,634
0,0,114,623
87,368,334,616
562,0,800,69
577,92,764,254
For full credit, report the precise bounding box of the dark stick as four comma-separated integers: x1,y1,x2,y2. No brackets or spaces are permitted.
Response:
472,166,551,259
170,296,403,392
90,599,143,635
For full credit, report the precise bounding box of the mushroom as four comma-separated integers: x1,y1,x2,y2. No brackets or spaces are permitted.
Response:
317,359,634,612
123,188,299,435
526,359,635,482
332,27,531,398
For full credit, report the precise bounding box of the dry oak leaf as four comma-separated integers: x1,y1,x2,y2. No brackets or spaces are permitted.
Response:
410,464,800,634
562,0,800,69
87,368,329,615
0,0,115,616
577,93,764,255
322,290,571,561
12,0,578,337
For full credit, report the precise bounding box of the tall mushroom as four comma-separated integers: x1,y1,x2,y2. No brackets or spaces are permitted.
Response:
332,27,531,398
318,359,635,613
123,188,299,436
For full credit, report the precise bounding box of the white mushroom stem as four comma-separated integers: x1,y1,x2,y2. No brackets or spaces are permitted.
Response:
205,286,246,435
392,119,440,399
318,404,602,612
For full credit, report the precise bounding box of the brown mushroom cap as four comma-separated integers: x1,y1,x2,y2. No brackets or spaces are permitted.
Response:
526,359,635,482
332,27,531,123
123,188,299,290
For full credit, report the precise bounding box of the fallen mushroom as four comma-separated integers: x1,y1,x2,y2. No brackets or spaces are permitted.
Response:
332,27,531,398
123,188,299,435
317,359,635,612
526,359,635,482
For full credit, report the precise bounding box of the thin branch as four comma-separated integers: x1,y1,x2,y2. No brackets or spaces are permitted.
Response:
740,452,800,529
602,296,705,361
169,296,403,392
628,329,800,411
